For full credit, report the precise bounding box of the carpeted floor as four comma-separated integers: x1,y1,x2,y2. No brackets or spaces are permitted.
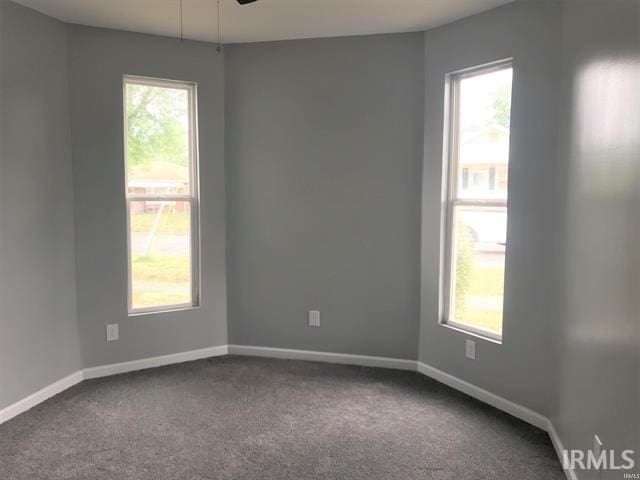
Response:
0,355,564,479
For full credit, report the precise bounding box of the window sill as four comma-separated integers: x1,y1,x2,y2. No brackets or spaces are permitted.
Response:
128,304,200,317
439,321,502,345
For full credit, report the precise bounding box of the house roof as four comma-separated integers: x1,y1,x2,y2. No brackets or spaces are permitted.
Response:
459,124,509,165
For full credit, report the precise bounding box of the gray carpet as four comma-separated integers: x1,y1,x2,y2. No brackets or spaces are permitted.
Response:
0,356,563,479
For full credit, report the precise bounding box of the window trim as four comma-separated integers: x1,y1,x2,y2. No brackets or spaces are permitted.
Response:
440,58,513,342
123,75,201,316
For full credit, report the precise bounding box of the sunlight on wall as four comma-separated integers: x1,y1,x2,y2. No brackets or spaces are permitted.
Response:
572,56,640,196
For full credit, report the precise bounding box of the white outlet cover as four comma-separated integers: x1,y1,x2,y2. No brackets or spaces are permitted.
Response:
106,323,119,342
465,339,476,359
308,310,320,327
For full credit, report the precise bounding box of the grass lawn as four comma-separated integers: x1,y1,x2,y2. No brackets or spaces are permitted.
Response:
131,254,191,308
129,252,505,331
468,266,504,297
132,290,191,309
456,266,505,334
456,308,502,334
131,212,189,235
132,254,190,283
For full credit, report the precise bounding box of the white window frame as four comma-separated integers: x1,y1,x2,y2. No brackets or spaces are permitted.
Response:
123,75,201,315
440,58,513,342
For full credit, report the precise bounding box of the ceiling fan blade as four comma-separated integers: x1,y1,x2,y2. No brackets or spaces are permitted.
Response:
237,0,259,4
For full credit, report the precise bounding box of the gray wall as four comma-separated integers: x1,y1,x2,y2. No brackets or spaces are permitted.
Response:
419,1,562,416
68,26,227,367
3,6,638,469
225,34,424,359
552,0,639,468
0,1,82,410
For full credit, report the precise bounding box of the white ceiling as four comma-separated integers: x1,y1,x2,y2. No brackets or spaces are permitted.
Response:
14,0,512,44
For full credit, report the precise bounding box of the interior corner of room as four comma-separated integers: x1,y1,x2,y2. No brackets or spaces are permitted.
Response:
0,0,638,479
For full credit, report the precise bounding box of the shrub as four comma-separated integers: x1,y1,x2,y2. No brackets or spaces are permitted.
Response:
455,222,475,312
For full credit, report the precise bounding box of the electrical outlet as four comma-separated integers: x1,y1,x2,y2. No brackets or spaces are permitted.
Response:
465,339,476,359
106,324,119,342
308,310,320,327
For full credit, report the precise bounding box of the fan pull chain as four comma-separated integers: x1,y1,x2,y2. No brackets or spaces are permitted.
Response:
180,0,184,42
216,0,222,53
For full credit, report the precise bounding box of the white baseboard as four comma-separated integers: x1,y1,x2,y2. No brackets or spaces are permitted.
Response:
547,419,578,480
0,342,571,480
0,345,228,425
83,345,228,380
227,344,417,371
417,361,576,478
0,370,83,425
416,361,547,430
227,347,568,475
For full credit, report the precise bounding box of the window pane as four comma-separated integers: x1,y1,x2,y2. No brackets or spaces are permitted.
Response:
125,83,191,195
451,206,506,335
129,200,191,310
457,67,512,200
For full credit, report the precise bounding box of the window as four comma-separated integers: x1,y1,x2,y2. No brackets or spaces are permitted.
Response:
123,76,199,314
441,60,513,340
